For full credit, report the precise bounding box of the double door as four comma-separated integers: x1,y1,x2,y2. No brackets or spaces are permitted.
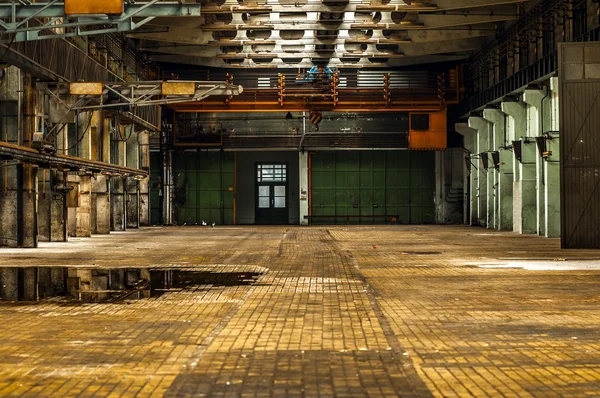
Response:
256,164,288,224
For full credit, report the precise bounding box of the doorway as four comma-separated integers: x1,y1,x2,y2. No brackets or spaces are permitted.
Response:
255,164,288,224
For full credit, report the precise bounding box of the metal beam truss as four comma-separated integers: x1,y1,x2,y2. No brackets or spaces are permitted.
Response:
0,1,200,42
39,80,243,143
0,141,148,178
43,80,243,109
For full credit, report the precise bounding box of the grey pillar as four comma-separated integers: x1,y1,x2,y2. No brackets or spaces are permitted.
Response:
455,123,477,225
545,77,561,238
299,152,309,225
468,116,492,228
483,108,513,231
502,100,535,234
523,88,549,236
92,175,111,234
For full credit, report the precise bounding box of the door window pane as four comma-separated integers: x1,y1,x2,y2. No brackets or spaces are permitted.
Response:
258,197,270,208
257,164,287,182
274,197,286,208
259,186,269,197
274,186,286,197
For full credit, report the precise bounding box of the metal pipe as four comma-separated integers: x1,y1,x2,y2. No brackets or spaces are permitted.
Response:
48,170,53,242
0,141,148,178
17,70,23,146
32,166,38,248
107,176,112,231
220,149,224,225
123,176,127,231
62,170,68,242
136,179,141,229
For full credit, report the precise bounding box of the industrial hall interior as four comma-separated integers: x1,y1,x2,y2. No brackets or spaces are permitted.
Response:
1,0,600,396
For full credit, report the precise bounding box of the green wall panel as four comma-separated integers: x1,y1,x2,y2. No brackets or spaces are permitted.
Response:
310,151,435,225
173,151,235,225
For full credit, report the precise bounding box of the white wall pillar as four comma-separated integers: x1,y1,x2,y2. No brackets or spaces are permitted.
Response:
299,151,309,225
545,77,561,237
523,87,549,236
455,123,477,225
483,108,513,231
468,116,492,228
502,99,535,234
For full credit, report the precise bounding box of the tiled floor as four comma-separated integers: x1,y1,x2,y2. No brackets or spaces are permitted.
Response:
0,225,599,397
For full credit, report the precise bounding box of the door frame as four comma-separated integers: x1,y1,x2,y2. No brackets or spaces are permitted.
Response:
254,162,290,225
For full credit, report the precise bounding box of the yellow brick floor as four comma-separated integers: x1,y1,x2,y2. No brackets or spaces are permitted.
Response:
0,225,599,397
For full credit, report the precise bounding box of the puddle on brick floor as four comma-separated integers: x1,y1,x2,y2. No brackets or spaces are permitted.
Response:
0,266,266,303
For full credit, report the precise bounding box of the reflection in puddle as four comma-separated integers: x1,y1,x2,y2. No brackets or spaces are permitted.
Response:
0,267,264,302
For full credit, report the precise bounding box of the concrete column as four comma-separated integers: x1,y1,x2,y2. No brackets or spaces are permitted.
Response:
126,125,140,229
92,175,111,234
139,130,150,226
0,269,18,301
523,87,549,236
0,163,38,248
75,174,92,237
435,149,465,224
299,152,309,225
455,123,477,225
37,170,67,242
0,70,19,247
502,100,535,234
468,116,491,228
91,113,111,234
545,78,561,237
483,108,513,231
22,267,38,301
111,126,127,231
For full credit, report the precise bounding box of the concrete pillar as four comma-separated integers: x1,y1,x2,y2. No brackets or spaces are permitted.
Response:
0,163,38,248
23,165,39,248
523,87,549,236
111,126,127,231
435,149,465,224
91,175,111,234
545,77,561,237
483,108,513,231
37,170,67,242
22,267,38,301
76,174,92,237
126,125,140,228
502,100,535,234
455,123,477,225
0,94,18,245
468,116,491,228
299,152,309,225
0,269,18,301
91,112,111,234
139,131,150,226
